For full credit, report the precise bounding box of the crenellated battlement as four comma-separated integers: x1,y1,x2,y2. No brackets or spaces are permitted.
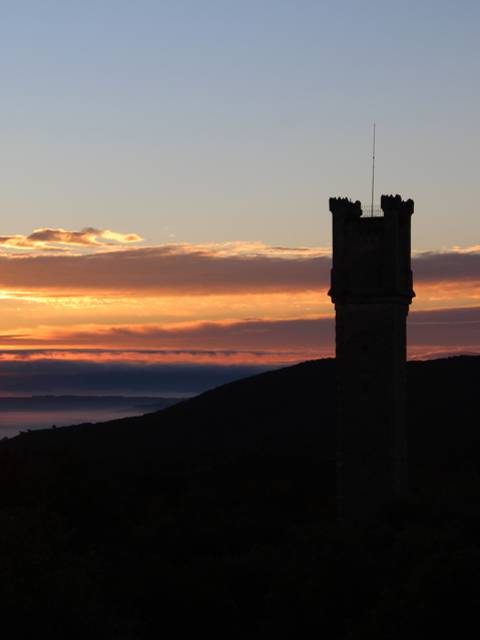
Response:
330,195,414,219
381,194,414,216
329,198,362,218
329,193,415,305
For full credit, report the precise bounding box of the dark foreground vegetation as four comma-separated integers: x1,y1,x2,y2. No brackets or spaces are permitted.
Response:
0,356,479,638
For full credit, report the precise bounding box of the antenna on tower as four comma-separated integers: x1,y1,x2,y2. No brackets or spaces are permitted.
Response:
370,122,376,217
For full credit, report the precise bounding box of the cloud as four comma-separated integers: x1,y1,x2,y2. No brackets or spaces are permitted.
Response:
414,249,480,283
0,244,331,295
0,348,307,366
0,359,271,396
0,227,142,251
408,306,480,348
2,306,479,358
0,305,477,395
0,317,335,353
0,239,477,300
449,245,480,254
0,301,479,396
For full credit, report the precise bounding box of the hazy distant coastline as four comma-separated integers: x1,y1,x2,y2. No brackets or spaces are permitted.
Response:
0,395,182,438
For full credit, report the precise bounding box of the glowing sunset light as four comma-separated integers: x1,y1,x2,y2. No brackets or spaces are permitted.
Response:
0,234,477,370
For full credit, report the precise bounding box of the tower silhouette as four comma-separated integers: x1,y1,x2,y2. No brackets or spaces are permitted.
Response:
328,194,414,521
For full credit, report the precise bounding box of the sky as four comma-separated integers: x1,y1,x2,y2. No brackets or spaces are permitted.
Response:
0,1,479,395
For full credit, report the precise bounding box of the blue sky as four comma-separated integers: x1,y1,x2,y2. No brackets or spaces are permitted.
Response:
0,0,479,249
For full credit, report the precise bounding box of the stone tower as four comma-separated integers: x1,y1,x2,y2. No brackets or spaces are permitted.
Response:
328,194,414,521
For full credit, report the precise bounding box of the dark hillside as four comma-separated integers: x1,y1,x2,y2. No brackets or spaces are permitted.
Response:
0,356,479,638
3,358,336,457
408,356,480,493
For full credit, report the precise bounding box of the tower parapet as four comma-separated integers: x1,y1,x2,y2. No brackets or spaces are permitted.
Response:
329,194,414,522
329,195,414,305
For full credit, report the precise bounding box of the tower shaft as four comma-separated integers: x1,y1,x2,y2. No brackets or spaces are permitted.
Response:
328,195,414,521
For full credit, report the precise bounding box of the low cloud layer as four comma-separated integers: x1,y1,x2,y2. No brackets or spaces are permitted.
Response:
414,249,480,284
2,306,479,359
0,305,476,396
0,244,328,294
0,241,477,296
0,359,270,396
0,301,478,396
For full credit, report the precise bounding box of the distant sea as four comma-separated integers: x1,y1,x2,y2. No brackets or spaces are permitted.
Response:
0,396,181,439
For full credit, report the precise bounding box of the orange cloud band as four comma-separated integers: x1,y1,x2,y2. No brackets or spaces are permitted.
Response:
0,244,477,297
0,307,478,361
